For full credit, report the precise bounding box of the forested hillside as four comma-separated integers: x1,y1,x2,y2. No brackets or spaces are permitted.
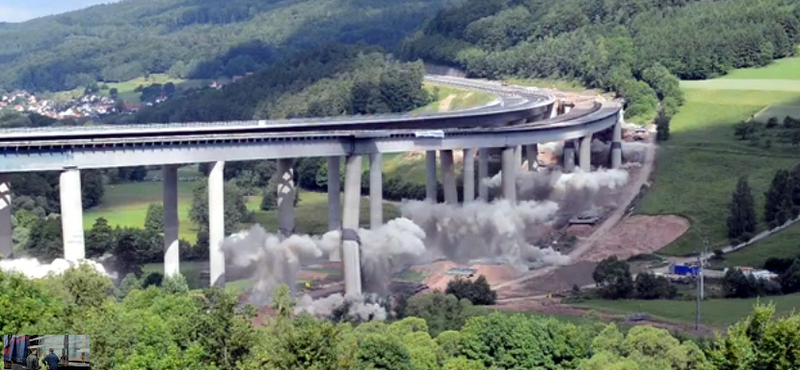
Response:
126,43,432,123
401,0,800,121
0,0,459,92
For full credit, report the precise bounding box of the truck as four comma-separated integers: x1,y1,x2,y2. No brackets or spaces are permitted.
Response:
4,335,90,369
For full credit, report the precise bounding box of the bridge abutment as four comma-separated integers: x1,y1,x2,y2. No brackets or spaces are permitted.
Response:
60,167,85,262
425,151,437,203
327,156,342,261
462,148,475,202
440,150,458,204
580,134,592,172
369,153,383,228
501,147,517,203
342,154,363,298
277,158,296,236
563,141,576,172
163,165,180,277
208,161,225,287
0,174,12,259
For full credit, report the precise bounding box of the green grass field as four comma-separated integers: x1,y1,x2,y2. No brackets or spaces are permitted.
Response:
640,55,800,256
47,73,207,103
572,294,800,329
712,221,800,269
83,182,401,242
754,105,800,123
414,83,496,113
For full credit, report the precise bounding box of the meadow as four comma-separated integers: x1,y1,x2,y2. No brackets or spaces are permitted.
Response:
710,221,800,269
414,82,496,113
84,182,401,243
639,55,800,256
571,293,800,329
46,73,208,103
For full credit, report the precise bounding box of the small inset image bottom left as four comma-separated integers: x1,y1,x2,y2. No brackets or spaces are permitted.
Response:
3,335,90,370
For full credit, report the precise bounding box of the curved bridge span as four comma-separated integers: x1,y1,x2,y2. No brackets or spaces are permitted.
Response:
0,76,625,297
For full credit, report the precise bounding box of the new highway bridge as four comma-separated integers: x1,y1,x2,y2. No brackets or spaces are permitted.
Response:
0,75,624,297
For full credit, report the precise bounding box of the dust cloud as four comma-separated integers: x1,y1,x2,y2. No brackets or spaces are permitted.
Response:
222,155,631,321
0,257,113,279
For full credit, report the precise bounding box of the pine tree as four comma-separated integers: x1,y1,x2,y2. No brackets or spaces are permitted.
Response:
727,176,756,242
765,169,793,228
655,109,670,141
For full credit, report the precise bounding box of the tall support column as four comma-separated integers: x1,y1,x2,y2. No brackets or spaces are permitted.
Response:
342,155,363,298
525,144,539,171
0,174,12,259
580,134,592,172
563,141,576,173
163,165,180,277
277,158,296,236
60,168,85,262
327,156,342,261
369,153,383,229
440,150,458,204
462,148,475,202
515,146,523,169
478,149,489,202
611,111,623,169
425,151,437,203
208,161,225,287
549,101,559,119
501,147,517,203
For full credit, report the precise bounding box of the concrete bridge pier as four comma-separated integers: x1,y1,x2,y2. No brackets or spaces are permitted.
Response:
327,156,342,261
515,146,523,169
549,101,559,119
277,158,296,237
425,151,437,203
60,167,85,262
611,112,623,169
163,165,180,277
462,148,475,202
563,141,576,172
0,174,12,259
208,161,226,287
525,144,538,171
478,149,489,202
342,155,363,298
501,147,517,203
580,134,592,172
369,153,383,228
440,150,458,204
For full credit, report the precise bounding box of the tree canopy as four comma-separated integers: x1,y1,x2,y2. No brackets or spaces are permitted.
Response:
0,0,458,92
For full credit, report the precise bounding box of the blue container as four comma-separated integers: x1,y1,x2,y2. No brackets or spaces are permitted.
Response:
672,264,699,276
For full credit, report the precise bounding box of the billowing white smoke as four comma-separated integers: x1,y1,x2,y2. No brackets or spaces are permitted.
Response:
222,218,427,306
294,293,387,321
0,258,112,279
400,199,568,270
221,225,330,305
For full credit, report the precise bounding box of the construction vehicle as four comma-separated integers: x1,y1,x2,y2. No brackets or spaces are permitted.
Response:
4,335,90,369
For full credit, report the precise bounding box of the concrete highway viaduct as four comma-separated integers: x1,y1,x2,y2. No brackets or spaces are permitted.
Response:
0,76,624,298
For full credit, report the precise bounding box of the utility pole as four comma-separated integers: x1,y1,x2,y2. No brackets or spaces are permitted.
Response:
695,250,701,331
695,232,708,331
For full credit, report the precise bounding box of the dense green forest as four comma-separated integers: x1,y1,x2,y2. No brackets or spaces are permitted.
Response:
126,43,433,123
3,264,800,370
0,0,459,92
401,0,800,121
